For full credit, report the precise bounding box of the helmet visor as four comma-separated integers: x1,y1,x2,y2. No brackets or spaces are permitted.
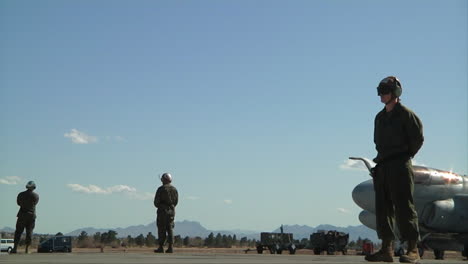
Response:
377,84,392,96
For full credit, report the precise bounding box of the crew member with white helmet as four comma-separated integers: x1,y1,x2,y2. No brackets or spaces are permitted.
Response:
154,173,178,253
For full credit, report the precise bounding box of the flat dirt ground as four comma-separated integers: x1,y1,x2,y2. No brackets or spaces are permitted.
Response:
75,247,464,258
1,247,466,264
30,247,468,259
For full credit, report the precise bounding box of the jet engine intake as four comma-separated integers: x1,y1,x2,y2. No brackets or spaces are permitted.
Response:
420,196,468,233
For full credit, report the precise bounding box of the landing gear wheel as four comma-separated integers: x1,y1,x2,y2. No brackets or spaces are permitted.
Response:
395,247,405,257
418,247,424,258
256,246,263,254
434,249,445,260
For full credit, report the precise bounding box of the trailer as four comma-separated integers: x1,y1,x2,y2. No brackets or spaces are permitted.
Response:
256,230,296,254
310,230,349,255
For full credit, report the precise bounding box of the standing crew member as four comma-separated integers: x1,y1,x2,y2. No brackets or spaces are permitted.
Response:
365,76,424,263
12,181,39,254
154,172,178,253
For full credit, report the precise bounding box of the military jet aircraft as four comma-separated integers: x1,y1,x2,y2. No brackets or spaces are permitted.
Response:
350,157,468,260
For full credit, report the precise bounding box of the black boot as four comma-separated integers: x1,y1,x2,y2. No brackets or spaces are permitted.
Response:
365,239,394,262
10,244,18,254
154,245,164,253
165,244,173,253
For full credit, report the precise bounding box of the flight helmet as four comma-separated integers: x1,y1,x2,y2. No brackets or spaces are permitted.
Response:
161,173,172,183
377,76,402,97
26,181,36,190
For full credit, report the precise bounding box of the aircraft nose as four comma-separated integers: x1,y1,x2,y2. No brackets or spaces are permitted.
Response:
352,179,375,213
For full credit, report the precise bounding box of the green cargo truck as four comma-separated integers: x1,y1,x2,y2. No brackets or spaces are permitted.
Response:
310,230,349,255
256,231,296,254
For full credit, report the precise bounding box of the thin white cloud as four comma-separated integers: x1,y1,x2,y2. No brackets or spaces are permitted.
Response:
337,208,350,214
339,158,375,171
64,129,98,144
109,184,137,193
67,183,152,200
223,199,233,205
67,184,108,194
0,176,22,185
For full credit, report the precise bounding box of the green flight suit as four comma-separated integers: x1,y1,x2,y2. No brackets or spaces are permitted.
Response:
373,102,424,242
14,189,39,247
154,183,178,246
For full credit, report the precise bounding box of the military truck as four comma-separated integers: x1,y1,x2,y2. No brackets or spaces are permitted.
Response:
310,230,349,255
256,228,296,254
37,236,72,253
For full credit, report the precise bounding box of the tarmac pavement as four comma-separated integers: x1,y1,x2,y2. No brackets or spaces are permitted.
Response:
1,252,467,264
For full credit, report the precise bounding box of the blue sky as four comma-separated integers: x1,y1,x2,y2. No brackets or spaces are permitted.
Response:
1,1,466,235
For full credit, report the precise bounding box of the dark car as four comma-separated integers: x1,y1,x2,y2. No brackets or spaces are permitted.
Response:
37,236,72,253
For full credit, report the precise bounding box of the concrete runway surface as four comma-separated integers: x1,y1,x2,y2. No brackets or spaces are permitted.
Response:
1,253,467,264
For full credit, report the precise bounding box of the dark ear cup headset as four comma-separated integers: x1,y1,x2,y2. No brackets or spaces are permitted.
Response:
377,76,402,97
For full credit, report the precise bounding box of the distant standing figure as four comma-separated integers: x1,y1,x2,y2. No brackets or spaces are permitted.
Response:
154,173,178,253
12,181,39,254
365,76,424,263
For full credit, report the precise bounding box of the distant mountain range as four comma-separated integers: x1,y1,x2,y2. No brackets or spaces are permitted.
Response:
1,221,378,242
64,220,259,240
0,226,14,233
64,221,378,242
